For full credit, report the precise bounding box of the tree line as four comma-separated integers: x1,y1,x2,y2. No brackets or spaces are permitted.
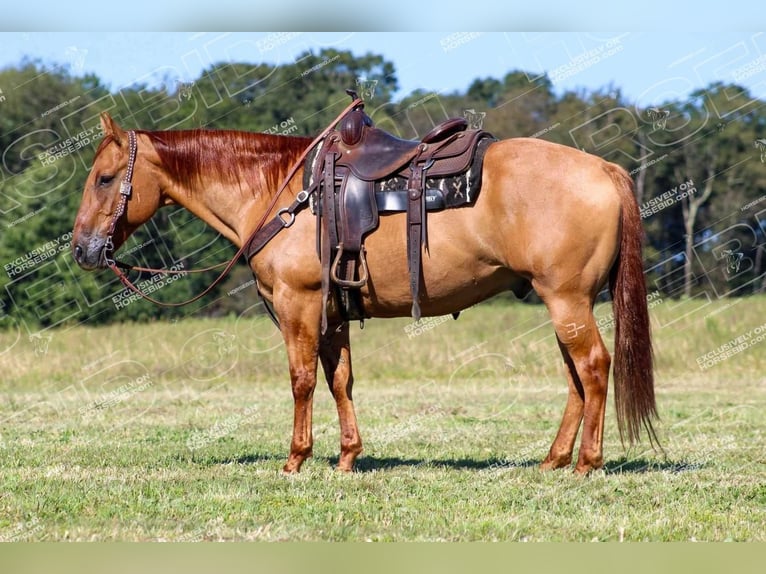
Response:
1,48,764,331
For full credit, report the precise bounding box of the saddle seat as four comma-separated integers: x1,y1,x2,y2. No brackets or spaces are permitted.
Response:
337,111,469,181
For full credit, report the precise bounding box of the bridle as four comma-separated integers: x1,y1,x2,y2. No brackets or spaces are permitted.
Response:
102,98,363,307
103,129,136,270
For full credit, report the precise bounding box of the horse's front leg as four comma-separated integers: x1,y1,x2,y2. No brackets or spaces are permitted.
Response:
319,322,363,472
276,290,322,474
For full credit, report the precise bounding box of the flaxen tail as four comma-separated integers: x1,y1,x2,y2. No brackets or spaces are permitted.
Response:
606,164,660,448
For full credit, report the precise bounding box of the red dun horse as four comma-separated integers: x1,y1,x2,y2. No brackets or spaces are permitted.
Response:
73,112,658,474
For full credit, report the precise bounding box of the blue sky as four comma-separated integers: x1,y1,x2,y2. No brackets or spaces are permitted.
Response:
2,31,765,106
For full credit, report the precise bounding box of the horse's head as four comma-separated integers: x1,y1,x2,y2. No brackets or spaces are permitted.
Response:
72,113,164,270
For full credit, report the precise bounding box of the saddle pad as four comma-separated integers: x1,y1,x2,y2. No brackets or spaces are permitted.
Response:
303,134,495,210
375,135,495,209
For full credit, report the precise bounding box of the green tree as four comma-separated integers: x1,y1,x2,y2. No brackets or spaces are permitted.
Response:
639,82,766,298
0,61,108,175
187,49,398,136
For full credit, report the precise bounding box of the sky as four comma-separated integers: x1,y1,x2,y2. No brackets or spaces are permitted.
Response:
2,32,766,106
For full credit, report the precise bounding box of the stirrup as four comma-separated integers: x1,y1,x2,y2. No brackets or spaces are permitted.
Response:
330,244,369,289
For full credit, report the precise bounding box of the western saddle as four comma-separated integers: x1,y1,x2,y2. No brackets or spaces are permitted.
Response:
248,92,495,331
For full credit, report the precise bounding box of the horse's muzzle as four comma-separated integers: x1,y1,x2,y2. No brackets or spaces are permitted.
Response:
72,234,107,270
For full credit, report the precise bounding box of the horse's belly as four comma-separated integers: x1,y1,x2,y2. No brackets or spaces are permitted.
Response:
358,212,520,318
362,266,517,318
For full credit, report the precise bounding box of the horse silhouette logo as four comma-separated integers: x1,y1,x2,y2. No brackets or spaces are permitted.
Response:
754,138,766,163
213,330,237,357
721,249,744,275
177,81,194,102
646,107,670,131
355,78,378,100
29,332,53,356
463,108,486,130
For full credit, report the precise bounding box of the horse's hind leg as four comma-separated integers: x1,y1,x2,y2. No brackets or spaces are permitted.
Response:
540,338,585,470
319,322,363,472
540,293,611,474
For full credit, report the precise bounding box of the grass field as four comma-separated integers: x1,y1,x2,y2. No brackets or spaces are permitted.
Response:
1,295,765,541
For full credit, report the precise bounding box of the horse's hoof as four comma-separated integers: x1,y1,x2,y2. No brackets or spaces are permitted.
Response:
540,454,572,471
282,458,306,474
336,448,362,473
573,460,603,475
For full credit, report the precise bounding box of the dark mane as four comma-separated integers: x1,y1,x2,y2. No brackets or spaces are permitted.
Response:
137,129,313,196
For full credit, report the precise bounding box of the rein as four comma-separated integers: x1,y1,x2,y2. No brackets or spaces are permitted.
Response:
103,98,363,307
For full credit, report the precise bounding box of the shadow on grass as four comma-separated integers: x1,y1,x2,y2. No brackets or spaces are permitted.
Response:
337,455,540,473
604,457,707,474
354,456,702,474
192,452,703,475
198,452,540,471
184,451,286,466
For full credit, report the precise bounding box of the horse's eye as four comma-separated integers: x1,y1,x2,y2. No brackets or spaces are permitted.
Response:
97,174,115,187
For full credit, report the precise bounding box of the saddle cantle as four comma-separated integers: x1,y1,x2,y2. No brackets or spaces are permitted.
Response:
304,95,496,330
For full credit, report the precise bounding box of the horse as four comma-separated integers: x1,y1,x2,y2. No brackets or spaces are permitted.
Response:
72,111,658,475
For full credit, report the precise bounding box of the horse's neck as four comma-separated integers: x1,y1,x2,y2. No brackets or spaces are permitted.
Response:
169,179,260,248
158,131,307,248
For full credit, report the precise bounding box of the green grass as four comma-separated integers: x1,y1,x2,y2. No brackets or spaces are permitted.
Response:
1,296,765,541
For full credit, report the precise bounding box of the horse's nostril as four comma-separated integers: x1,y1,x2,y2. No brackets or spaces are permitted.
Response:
74,245,83,262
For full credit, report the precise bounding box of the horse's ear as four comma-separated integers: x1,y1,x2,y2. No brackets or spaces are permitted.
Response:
99,112,127,146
